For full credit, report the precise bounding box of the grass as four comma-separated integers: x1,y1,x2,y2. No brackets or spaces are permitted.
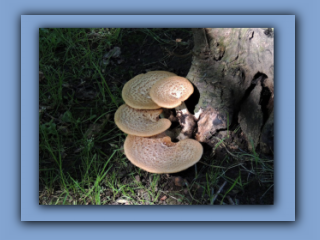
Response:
39,28,273,205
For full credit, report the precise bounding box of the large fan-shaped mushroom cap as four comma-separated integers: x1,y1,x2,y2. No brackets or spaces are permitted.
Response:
149,76,194,109
122,71,177,109
114,104,171,137
124,134,203,174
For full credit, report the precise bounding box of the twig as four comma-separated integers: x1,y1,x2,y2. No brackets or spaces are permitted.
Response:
211,181,227,204
184,182,198,203
213,136,240,160
199,161,226,169
227,196,235,205
44,112,59,122
260,184,274,200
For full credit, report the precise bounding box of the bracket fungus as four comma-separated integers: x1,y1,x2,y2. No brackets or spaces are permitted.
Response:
122,71,177,109
115,70,203,174
124,134,203,174
114,104,171,137
149,76,194,109
149,76,196,140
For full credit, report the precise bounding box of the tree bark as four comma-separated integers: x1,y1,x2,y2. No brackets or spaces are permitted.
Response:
186,28,274,154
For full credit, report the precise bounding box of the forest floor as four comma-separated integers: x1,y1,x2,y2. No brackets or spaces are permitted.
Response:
39,28,273,205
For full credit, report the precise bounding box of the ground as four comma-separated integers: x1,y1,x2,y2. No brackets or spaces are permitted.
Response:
39,28,273,205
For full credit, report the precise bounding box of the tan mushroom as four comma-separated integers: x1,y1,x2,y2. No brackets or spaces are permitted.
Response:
122,71,177,109
149,76,194,109
149,76,196,140
114,104,171,137
124,133,203,173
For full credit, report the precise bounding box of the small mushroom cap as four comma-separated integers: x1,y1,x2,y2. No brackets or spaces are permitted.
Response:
114,104,171,137
122,71,177,109
124,134,203,174
149,76,194,108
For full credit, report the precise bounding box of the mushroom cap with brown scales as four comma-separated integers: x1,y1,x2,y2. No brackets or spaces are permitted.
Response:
124,134,203,174
114,104,171,137
149,76,194,109
122,71,177,109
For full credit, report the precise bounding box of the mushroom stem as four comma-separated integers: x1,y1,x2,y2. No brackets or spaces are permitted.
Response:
175,102,196,140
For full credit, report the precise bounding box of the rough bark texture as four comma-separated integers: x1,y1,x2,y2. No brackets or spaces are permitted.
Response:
186,28,274,154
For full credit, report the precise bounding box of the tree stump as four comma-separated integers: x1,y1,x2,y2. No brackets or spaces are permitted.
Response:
186,28,274,154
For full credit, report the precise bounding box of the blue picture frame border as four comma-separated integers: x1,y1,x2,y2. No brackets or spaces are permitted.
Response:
21,15,295,221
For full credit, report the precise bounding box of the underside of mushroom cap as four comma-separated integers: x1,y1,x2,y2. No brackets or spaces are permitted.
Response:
114,104,171,137
149,76,194,108
122,71,177,109
124,134,203,173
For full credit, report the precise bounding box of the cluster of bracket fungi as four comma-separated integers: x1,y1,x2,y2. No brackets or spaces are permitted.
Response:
114,71,203,174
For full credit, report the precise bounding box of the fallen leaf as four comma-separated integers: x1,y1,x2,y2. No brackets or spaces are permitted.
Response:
74,147,84,153
160,196,167,201
174,176,185,187
116,199,129,204
103,47,121,65
135,175,141,182
85,123,103,138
